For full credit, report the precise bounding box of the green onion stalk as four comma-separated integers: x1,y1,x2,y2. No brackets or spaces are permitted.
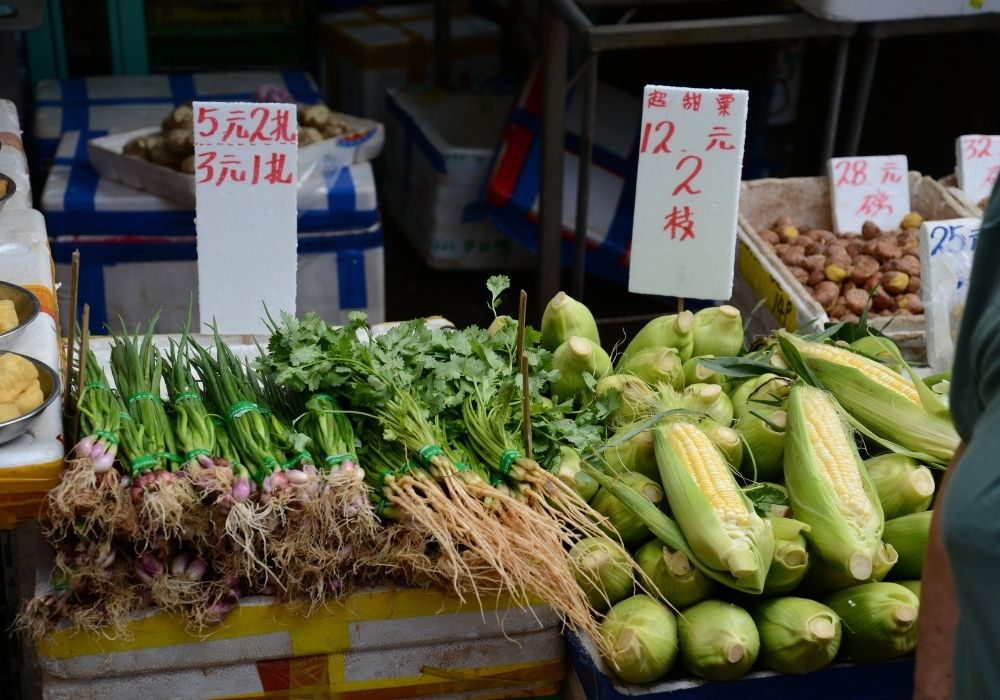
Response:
109,319,191,543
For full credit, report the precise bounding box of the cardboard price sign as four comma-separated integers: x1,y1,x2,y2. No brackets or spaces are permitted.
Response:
956,135,1000,203
918,217,981,371
628,85,748,301
194,101,298,334
827,155,909,234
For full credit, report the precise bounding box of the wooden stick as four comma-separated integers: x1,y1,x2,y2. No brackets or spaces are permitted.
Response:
63,250,80,413
521,351,533,459
73,305,90,447
677,297,685,314
516,289,527,363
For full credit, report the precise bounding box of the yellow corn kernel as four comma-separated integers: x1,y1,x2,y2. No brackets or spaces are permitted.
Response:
667,422,749,527
802,393,872,519
797,343,919,405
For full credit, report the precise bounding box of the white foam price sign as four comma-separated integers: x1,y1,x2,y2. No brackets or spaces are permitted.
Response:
828,155,910,234
628,85,748,300
919,217,981,371
194,101,298,334
956,135,1000,203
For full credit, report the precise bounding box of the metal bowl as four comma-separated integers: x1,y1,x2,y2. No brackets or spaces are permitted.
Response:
0,281,40,351
0,352,60,446
0,172,14,213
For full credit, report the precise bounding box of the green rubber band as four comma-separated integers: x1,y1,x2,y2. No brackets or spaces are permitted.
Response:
126,391,160,406
154,451,182,464
498,449,523,475
418,444,443,467
261,456,279,472
210,417,224,427
325,452,355,466
227,401,259,420
130,455,158,472
454,461,470,473
313,393,334,402
119,411,132,422
375,468,394,493
490,475,504,487
175,391,202,404
84,382,112,392
185,448,210,461
281,451,312,470
93,430,118,445
258,406,273,417
376,498,387,516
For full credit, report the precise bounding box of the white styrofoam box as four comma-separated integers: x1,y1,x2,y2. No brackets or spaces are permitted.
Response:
792,0,998,21
0,99,32,208
322,11,501,123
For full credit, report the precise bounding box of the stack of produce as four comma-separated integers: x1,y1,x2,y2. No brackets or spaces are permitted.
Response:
758,213,925,321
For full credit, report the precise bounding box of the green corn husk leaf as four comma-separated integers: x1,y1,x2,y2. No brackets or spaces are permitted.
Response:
683,356,726,386
864,454,936,519
591,472,665,547
554,446,600,502
634,539,714,609
784,384,884,583
699,418,743,468
678,600,759,682
736,409,786,483
800,540,898,594
744,482,790,519
596,375,656,426
551,336,611,403
849,336,906,374
540,291,601,351
730,373,791,419
777,331,959,465
823,582,919,663
883,511,932,580
654,423,774,592
682,384,734,426
621,311,696,365
570,537,635,612
618,347,684,390
581,461,768,595
604,426,658,480
692,305,744,358
896,580,922,598
763,518,811,595
753,597,842,674
599,595,678,684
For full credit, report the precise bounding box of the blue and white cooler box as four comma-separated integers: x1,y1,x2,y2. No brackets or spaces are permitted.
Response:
42,131,384,333
485,65,641,285
31,71,323,165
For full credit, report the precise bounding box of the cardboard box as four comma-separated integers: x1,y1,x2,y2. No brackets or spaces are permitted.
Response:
384,88,533,269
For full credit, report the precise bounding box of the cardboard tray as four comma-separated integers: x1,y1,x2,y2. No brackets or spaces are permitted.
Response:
734,173,973,363
87,113,385,209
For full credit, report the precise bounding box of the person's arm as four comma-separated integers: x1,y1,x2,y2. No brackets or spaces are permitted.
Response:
914,441,967,700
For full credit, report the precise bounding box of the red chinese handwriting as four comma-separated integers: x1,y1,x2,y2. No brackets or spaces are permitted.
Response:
640,120,676,154
221,109,251,142
834,159,868,186
855,190,893,218
716,93,735,117
983,164,1000,189
672,156,703,196
195,106,296,145
682,92,702,112
269,109,296,144
965,136,993,160
663,205,695,240
196,106,219,138
880,161,903,184
706,126,736,151
262,152,293,184
196,150,294,186
647,90,667,108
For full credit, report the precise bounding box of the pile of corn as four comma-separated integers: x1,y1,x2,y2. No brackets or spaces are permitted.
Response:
542,292,955,684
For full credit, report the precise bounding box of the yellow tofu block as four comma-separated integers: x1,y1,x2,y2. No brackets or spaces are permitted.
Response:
0,403,18,422
0,300,18,333
14,379,43,415
0,354,38,403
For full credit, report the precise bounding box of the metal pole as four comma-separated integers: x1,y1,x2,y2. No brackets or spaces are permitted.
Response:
572,54,597,300
538,7,569,316
845,34,880,156
820,35,850,166
434,0,451,87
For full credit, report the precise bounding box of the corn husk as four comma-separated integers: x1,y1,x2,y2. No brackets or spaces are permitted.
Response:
570,537,635,611
753,597,841,674
896,580,921,598
864,454,935,519
736,410,786,483
604,426,658,480
849,336,906,374
800,539,897,593
551,336,611,403
621,311,695,365
683,356,725,386
763,518,811,595
699,419,743,468
599,595,678,683
882,511,931,580
823,582,919,662
540,291,600,351
692,305,744,357
784,385,884,582
654,423,773,592
634,540,714,609
730,374,791,419
682,384,733,427
678,600,759,681
554,447,599,502
592,472,664,547
618,347,684,390
595,375,655,426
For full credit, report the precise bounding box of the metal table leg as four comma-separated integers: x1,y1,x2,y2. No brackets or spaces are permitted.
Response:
538,9,569,315
820,35,850,166
845,33,880,156
571,53,597,300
